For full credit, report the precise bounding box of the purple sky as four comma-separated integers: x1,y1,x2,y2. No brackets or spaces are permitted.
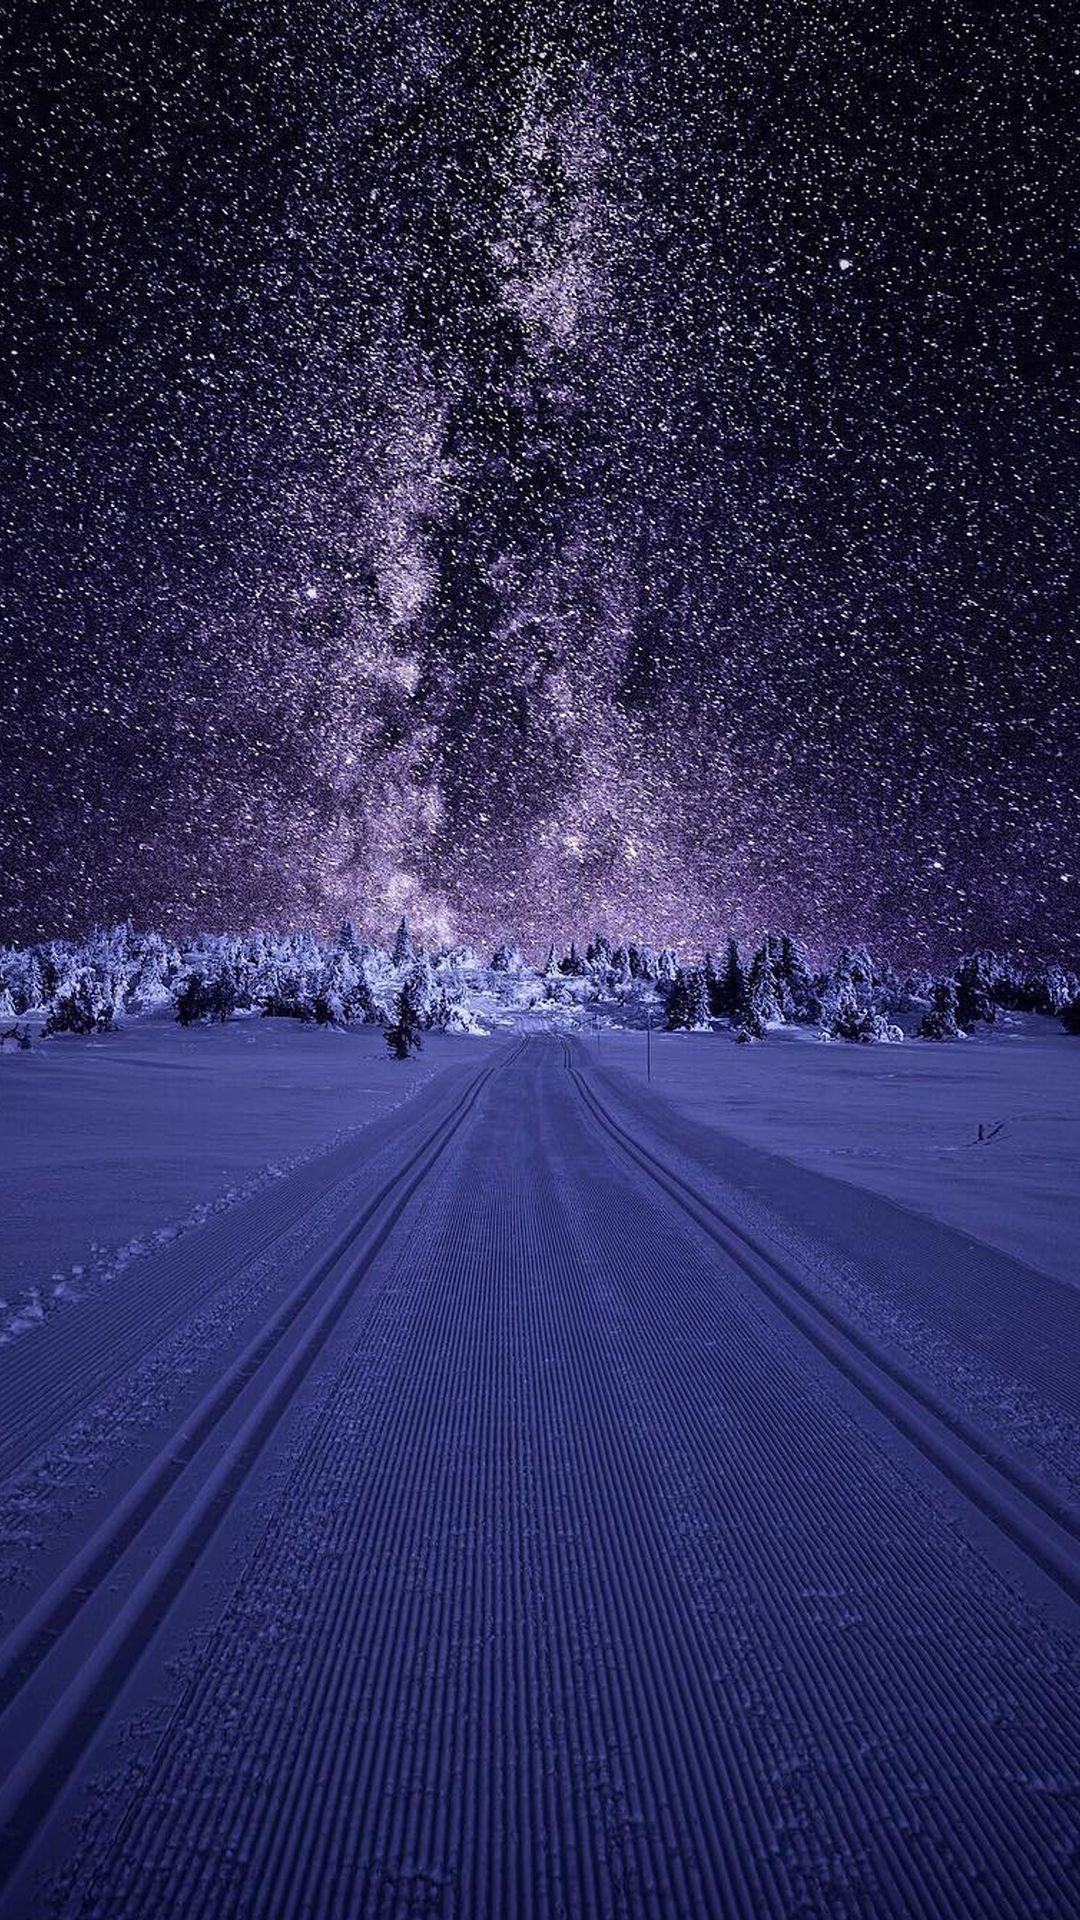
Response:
2,1,1078,962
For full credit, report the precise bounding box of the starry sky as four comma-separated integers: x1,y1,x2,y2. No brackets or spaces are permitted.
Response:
2,0,1078,962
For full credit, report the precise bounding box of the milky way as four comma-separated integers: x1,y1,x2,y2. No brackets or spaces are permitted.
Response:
2,0,1078,960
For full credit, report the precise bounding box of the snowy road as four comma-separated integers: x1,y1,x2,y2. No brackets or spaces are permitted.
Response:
0,1036,1078,1916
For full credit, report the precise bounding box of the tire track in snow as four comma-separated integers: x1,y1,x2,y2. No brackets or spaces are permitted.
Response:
0,1045,525,1898
52,1037,1080,1919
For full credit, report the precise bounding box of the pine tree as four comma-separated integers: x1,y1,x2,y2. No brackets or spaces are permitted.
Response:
337,919,365,965
745,942,782,1028
490,942,522,972
391,916,415,970
44,962,121,1036
176,967,238,1026
955,954,997,1031
406,956,438,1027
628,943,658,980
386,974,425,1058
704,951,720,1015
919,979,961,1040
665,966,711,1031
820,985,901,1043
712,938,746,1021
777,934,819,1024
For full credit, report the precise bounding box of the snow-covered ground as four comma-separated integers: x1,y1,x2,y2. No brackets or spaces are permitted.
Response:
0,1033,1077,1919
596,1016,1080,1288
0,1015,482,1318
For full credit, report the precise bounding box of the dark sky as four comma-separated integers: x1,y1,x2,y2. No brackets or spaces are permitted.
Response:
2,0,1078,961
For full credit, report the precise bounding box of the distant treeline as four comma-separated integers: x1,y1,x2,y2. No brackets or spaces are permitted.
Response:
2,919,1079,1047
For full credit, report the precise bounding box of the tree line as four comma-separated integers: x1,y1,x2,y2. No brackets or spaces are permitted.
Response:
2,918,1078,1056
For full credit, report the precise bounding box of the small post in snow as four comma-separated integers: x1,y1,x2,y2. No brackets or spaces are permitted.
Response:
646,1006,653,1084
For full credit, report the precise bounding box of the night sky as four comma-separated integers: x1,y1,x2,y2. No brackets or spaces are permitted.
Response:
2,0,1078,961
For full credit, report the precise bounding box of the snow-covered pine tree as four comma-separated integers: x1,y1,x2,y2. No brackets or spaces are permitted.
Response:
44,958,123,1036
745,941,782,1029
954,954,997,1031
490,942,522,973
175,965,239,1025
2,948,45,1013
665,966,711,1031
391,917,415,970
405,956,438,1027
610,950,634,998
819,984,901,1043
1040,964,1080,1015
777,934,819,1024
628,944,657,981
710,938,746,1021
919,979,962,1040
337,919,366,966
259,961,316,1021
127,931,177,1011
386,973,425,1058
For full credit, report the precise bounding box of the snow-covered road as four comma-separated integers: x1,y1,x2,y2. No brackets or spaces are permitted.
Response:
0,1036,1077,1916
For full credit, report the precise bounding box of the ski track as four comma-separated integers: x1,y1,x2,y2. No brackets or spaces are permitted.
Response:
0,1056,490,1494
1,1037,1078,1918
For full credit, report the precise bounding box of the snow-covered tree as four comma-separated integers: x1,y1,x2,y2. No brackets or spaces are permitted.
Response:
707,938,746,1021
820,986,902,1043
127,931,178,1011
919,979,962,1040
628,944,657,981
777,934,820,1023
745,942,782,1029
336,919,366,966
260,962,317,1022
609,950,634,998
386,973,425,1058
404,956,438,1028
176,966,239,1026
1040,965,1080,1015
391,916,416,970
954,954,997,1031
44,963,122,1036
490,942,523,973
664,966,711,1031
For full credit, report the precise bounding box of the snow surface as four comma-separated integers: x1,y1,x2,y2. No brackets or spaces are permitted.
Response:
0,1035,1076,1919
0,1016,482,1325
595,1016,1080,1289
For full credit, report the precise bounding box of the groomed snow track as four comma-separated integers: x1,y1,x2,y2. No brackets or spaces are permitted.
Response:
0,1035,1077,1918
